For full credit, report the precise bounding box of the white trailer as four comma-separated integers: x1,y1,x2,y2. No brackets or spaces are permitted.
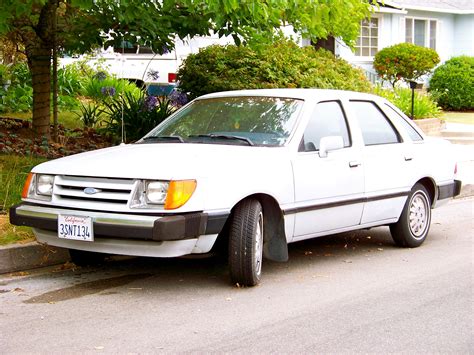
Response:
61,35,234,94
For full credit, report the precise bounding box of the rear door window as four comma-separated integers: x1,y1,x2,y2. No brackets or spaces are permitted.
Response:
350,101,401,146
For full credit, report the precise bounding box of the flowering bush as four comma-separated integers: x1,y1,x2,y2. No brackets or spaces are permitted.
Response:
169,89,188,107
101,92,175,142
100,86,116,97
82,75,141,102
373,43,439,87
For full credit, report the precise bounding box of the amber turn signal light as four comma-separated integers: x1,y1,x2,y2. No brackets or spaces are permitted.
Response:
164,180,197,210
21,173,34,199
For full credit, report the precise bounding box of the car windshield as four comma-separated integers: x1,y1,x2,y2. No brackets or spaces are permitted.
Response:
142,96,303,146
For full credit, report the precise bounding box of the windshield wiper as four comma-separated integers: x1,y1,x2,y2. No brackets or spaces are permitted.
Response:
142,135,185,143
188,134,254,146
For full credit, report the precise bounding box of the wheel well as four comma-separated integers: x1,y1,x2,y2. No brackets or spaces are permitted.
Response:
417,177,436,206
214,194,288,262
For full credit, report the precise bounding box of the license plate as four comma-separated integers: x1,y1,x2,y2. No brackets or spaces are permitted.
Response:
58,215,94,242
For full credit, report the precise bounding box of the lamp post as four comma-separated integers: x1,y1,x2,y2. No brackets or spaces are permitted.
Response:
409,80,417,120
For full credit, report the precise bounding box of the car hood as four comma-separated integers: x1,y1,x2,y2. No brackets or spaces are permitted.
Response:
32,143,289,180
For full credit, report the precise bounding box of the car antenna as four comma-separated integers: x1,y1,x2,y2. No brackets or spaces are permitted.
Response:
120,37,126,145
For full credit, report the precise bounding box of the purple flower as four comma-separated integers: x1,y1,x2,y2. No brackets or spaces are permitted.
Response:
143,95,158,111
146,69,160,81
169,89,188,107
101,86,116,96
94,71,107,81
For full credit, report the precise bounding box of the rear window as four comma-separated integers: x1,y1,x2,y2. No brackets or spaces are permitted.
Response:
384,104,423,142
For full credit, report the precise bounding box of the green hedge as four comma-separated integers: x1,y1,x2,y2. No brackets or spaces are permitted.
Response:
177,39,371,99
429,56,474,111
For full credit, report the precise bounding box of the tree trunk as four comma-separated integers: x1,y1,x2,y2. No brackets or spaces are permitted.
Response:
27,47,51,137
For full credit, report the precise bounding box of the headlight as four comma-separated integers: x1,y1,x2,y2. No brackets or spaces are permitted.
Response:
36,174,54,196
21,173,54,201
145,181,169,204
130,179,196,209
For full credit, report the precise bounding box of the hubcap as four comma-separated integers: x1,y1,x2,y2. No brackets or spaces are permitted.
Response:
409,192,429,238
254,212,264,277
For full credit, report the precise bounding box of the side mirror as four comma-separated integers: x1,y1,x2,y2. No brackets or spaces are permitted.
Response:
319,136,344,158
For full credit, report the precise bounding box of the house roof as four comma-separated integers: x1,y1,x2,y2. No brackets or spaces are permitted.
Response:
385,0,474,14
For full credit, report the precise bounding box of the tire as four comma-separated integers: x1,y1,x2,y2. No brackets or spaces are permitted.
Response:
69,249,106,266
228,199,264,286
390,183,432,248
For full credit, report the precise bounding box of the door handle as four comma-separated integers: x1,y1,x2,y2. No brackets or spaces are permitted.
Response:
349,161,361,168
405,155,413,161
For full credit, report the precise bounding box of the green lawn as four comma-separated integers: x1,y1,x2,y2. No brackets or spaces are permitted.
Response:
441,111,474,125
2,110,82,129
0,215,35,245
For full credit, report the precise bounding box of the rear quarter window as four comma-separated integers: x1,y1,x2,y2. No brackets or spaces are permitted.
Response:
383,104,424,142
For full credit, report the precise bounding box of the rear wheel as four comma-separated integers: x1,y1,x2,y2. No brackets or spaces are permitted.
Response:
228,199,264,286
390,183,432,248
69,249,106,266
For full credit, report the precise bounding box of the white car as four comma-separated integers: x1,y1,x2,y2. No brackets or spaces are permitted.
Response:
10,89,461,286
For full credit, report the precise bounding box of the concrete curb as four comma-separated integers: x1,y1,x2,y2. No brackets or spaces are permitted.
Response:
0,242,70,274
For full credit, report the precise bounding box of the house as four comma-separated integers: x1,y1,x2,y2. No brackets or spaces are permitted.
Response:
310,0,473,81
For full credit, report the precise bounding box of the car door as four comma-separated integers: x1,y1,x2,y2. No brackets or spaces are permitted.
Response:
291,100,365,240
348,100,413,225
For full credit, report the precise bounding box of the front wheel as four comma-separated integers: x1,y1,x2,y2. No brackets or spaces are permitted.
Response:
228,199,264,286
390,183,432,248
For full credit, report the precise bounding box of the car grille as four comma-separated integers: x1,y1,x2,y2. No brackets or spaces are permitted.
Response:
53,175,136,211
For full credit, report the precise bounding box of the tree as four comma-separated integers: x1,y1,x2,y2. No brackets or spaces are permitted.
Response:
373,43,440,87
0,0,374,137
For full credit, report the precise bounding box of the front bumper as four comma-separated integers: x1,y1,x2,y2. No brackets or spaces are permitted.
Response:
10,203,228,242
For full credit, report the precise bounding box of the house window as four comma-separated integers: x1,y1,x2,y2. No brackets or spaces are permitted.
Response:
405,18,437,49
355,18,379,57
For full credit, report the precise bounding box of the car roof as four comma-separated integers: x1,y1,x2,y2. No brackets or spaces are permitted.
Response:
198,88,381,102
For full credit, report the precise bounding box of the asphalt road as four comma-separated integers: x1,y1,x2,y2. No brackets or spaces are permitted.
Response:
1,198,472,353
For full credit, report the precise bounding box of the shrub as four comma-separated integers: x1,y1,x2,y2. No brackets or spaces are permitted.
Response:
57,94,80,111
82,75,142,103
57,64,86,96
374,86,441,119
428,56,474,111
101,92,174,142
0,83,33,112
0,63,11,83
9,62,31,87
373,43,440,87
75,102,103,127
177,39,371,99
0,61,83,113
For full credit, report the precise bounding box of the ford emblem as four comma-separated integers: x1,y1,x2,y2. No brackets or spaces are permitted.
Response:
84,187,100,195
